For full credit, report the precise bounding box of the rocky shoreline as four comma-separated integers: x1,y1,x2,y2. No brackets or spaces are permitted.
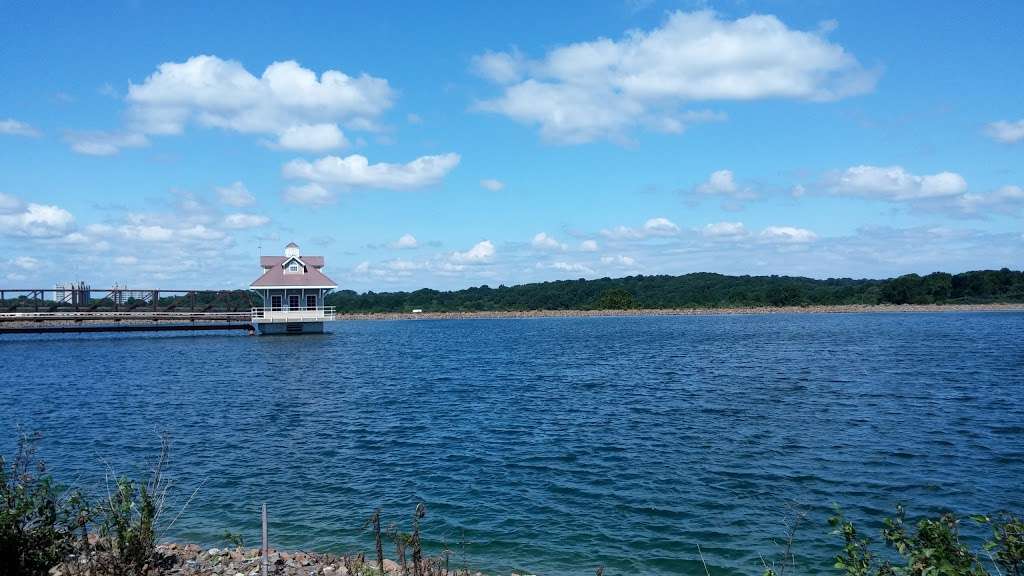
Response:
334,302,1024,321
53,543,491,576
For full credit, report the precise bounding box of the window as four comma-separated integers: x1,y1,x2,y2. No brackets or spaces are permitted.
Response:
288,263,299,272
271,295,282,311
306,295,317,310
288,295,300,310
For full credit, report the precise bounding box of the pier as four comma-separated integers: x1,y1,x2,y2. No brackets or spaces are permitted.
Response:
0,288,258,334
2,243,339,336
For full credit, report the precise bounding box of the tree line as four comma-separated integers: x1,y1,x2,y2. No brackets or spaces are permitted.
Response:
325,268,1024,313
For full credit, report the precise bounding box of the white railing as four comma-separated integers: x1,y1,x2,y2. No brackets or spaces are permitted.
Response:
0,311,249,319
250,306,336,323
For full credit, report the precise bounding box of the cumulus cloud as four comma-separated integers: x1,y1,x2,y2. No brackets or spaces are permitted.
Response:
480,178,505,191
473,10,877,143
222,213,270,229
538,261,595,275
953,185,1024,217
820,165,1021,219
759,226,818,243
695,169,757,199
0,119,41,138
283,183,334,205
472,49,527,84
0,202,74,238
283,153,460,190
984,120,1024,144
450,240,495,263
126,55,392,147
601,217,681,240
644,217,681,235
275,123,348,151
0,192,23,213
216,181,256,207
12,256,42,270
392,233,419,249
531,232,567,251
580,239,599,252
702,221,747,238
600,254,637,267
830,165,967,201
65,131,149,156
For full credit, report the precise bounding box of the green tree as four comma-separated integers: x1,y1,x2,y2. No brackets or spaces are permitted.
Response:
596,288,636,309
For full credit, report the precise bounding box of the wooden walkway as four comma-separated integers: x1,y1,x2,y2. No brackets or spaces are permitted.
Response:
0,311,254,334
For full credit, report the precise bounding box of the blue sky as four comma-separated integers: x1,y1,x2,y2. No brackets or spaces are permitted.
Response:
2,1,1022,291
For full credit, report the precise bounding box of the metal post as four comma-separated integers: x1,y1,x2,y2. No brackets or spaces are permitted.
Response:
152,290,158,312
261,503,269,576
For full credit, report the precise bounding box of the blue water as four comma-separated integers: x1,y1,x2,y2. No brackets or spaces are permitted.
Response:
1,313,1022,575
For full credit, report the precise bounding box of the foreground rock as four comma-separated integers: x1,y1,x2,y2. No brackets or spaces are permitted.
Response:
52,543,486,576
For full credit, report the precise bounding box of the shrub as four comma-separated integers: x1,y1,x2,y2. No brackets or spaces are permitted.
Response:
0,432,88,576
90,436,170,576
830,506,1024,576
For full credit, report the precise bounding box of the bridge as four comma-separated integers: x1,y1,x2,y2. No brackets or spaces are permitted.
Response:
0,287,336,335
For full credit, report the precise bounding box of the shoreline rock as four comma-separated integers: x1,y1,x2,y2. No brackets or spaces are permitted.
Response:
53,542,485,576
334,302,1024,321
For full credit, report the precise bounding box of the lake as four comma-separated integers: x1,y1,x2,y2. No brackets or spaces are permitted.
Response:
1,312,1022,575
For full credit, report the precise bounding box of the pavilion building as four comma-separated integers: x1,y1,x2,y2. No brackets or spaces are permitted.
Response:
249,242,337,334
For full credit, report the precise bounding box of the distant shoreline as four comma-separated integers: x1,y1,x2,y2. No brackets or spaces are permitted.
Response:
335,302,1024,321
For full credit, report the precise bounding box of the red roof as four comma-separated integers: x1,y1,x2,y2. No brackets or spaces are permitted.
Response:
260,255,324,268
251,255,337,288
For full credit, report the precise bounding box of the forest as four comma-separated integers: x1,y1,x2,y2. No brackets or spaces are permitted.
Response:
325,268,1024,313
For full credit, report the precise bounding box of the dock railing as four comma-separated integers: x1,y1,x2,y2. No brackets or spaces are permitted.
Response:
250,306,336,323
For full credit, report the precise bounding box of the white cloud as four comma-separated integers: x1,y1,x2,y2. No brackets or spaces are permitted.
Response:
471,49,526,84
600,255,637,267
702,221,747,238
831,165,968,201
65,131,149,156
392,233,419,249
474,10,877,143
216,181,256,207
601,217,680,240
760,226,818,243
223,213,270,229
114,255,138,265
697,170,738,195
406,113,423,125
580,239,599,252
538,261,595,275
12,256,42,270
126,55,393,146
275,123,348,151
954,185,1024,217
0,192,23,213
643,217,680,235
116,224,174,242
984,120,1024,144
0,202,74,238
480,178,505,191
450,240,495,263
0,118,41,138
695,169,758,200
532,232,567,251
283,153,460,190
283,183,335,205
